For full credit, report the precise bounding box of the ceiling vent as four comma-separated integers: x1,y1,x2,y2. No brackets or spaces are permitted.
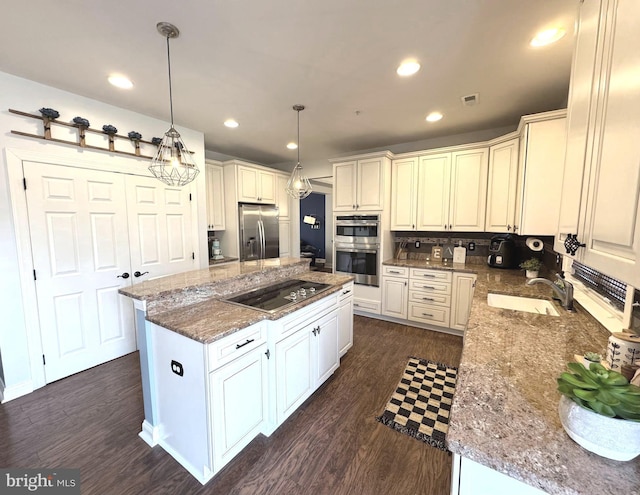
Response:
461,93,479,107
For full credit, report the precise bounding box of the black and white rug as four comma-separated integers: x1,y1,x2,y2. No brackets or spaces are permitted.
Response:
376,357,458,451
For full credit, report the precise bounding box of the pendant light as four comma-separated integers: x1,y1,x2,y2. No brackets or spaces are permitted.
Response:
148,22,199,187
285,104,312,200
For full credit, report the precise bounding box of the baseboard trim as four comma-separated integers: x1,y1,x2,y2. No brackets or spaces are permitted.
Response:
359,313,465,337
1,380,34,403
158,439,214,485
138,420,160,447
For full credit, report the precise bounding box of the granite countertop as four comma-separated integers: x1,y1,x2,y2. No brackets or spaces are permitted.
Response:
141,267,353,344
389,260,640,494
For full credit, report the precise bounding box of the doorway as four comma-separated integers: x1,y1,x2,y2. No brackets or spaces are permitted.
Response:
300,193,326,270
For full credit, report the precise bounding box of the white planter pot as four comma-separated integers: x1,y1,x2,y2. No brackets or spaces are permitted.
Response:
525,270,539,279
558,395,640,461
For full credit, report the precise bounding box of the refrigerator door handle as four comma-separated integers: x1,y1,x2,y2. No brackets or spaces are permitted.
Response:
258,219,265,259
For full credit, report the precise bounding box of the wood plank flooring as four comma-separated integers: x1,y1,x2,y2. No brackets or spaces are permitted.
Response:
0,316,463,495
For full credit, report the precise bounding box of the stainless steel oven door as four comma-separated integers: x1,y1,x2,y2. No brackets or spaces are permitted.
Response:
334,243,379,287
335,216,379,244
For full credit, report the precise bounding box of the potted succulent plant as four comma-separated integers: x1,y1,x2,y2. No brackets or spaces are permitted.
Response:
582,352,602,369
557,361,640,460
519,258,543,278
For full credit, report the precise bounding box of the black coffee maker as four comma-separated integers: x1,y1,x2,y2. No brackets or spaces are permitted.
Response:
487,234,518,268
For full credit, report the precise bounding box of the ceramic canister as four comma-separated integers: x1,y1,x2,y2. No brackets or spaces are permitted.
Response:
606,332,640,370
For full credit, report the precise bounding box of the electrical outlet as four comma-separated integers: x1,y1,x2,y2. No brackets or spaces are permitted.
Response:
468,242,476,251
415,241,420,248
171,360,184,377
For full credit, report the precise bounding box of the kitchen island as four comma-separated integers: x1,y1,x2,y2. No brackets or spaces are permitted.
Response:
119,257,354,483
381,260,639,494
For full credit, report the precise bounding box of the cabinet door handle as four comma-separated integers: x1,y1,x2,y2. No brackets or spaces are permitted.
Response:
134,271,149,278
236,338,255,349
353,303,360,307
513,225,518,232
412,224,415,229
265,349,271,359
422,312,433,317
317,326,321,335
117,272,130,279
507,224,511,231
404,281,407,286
352,204,356,209
356,204,359,209
449,224,452,230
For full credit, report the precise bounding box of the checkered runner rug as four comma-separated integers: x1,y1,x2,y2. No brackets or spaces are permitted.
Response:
376,357,457,451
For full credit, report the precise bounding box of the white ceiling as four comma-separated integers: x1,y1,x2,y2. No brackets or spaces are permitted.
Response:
2,0,577,166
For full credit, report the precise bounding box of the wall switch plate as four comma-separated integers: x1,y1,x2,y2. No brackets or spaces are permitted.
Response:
431,246,442,261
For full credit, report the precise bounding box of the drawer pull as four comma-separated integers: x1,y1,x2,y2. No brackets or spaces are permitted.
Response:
422,297,434,301
389,270,401,274
342,289,352,295
422,285,435,289
354,303,360,307
422,274,435,278
422,312,433,317
235,338,255,349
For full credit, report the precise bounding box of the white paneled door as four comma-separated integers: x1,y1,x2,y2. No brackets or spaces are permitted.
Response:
23,161,195,383
23,162,136,383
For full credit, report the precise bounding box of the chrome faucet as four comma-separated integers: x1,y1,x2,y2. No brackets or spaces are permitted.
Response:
526,274,575,311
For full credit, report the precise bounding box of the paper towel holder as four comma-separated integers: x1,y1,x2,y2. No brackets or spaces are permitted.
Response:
526,237,544,252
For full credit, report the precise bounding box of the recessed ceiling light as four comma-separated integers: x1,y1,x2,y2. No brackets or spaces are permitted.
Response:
107,75,133,89
426,112,443,122
287,142,298,150
530,28,566,47
224,119,239,128
397,60,420,76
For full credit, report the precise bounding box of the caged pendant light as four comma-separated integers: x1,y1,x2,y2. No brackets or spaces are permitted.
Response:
285,104,312,200
148,22,199,187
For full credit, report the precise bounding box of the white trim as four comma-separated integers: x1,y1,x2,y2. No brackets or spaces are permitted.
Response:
1,379,34,403
158,438,214,485
138,419,161,447
0,375,4,402
565,273,624,334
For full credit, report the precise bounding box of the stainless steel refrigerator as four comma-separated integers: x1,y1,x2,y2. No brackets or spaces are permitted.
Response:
238,203,280,261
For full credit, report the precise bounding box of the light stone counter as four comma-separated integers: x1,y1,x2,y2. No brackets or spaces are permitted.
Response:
382,259,639,494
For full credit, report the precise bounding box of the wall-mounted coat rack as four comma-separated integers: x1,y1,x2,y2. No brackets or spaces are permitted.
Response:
8,108,192,161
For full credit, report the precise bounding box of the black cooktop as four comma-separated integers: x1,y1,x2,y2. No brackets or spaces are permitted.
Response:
225,279,331,313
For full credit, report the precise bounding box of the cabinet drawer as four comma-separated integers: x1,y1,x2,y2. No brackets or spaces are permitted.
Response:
207,321,266,371
409,279,452,295
383,265,409,277
274,293,338,341
353,298,381,314
408,302,450,327
409,290,451,308
410,268,452,282
339,282,355,302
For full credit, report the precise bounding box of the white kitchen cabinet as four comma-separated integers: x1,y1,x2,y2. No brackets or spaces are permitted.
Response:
205,161,226,231
515,115,567,235
555,0,640,287
381,266,409,319
332,154,390,212
237,165,276,204
485,138,519,233
450,273,477,331
209,343,269,472
392,148,488,232
279,220,291,258
276,173,291,219
452,454,546,495
338,282,354,357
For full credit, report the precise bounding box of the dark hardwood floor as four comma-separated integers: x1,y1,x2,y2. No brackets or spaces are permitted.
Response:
0,316,463,495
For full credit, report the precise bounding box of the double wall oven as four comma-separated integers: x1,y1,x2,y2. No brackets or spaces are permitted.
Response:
334,215,380,287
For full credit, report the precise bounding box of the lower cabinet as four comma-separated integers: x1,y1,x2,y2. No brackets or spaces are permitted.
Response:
380,265,476,333
209,343,269,472
338,282,354,357
452,453,546,495
275,307,339,425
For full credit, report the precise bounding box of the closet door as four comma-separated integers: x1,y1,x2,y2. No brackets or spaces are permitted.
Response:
126,175,195,281
23,161,136,383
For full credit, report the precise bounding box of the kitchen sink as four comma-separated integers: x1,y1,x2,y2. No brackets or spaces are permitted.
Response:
487,293,559,316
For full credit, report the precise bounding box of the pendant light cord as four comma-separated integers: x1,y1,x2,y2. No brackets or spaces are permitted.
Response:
297,108,301,167
166,35,174,127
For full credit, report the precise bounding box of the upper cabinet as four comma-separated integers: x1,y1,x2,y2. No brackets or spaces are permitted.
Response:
333,154,391,212
205,161,226,231
276,174,291,219
555,0,640,286
391,147,488,232
236,165,276,204
485,112,566,235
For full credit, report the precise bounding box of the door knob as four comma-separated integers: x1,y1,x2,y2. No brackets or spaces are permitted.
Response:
134,271,149,278
117,272,130,279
